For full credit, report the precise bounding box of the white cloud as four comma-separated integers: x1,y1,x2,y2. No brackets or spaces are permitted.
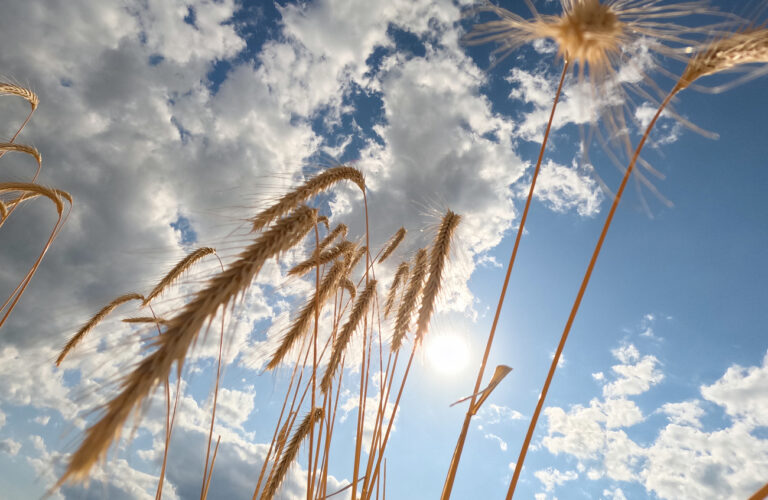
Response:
484,432,508,452
0,438,21,456
534,467,578,492
478,404,524,425
660,401,705,428
533,161,604,217
701,350,768,429
602,345,663,398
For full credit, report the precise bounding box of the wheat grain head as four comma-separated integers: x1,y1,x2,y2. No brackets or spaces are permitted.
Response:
391,249,428,352
0,82,38,110
378,227,406,264
142,247,216,305
384,261,409,318
57,206,316,486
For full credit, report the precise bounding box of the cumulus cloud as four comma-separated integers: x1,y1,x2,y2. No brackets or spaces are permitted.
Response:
541,344,768,499
701,350,768,429
534,467,578,492
0,438,21,456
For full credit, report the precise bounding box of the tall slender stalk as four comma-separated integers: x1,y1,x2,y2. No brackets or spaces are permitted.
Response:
441,60,570,500
505,82,679,500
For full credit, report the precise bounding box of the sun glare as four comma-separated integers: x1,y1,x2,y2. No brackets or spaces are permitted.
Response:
426,333,470,376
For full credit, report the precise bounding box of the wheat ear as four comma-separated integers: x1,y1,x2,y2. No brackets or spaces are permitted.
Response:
0,82,38,109
321,280,377,393
57,206,316,486
391,249,428,352
287,240,355,277
341,278,356,299
378,227,406,263
56,293,144,366
679,29,768,91
251,166,364,232
318,223,348,251
0,201,7,221
415,211,460,342
261,408,324,500
348,245,367,273
266,258,348,370
142,247,216,305
0,142,41,167
384,262,409,318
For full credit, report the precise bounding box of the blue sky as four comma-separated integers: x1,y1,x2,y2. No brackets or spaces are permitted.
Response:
0,0,767,499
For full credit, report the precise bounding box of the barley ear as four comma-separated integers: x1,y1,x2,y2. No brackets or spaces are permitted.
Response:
391,249,428,352
378,227,406,263
142,247,216,305
56,293,145,366
261,408,324,500
415,210,460,342
251,166,365,232
321,280,377,393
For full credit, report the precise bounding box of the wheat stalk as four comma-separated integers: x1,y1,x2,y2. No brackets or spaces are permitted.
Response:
261,408,324,500
415,211,460,342
55,293,145,366
378,227,406,264
251,167,364,232
391,249,428,352
383,262,409,318
266,258,349,370
320,280,377,393
57,206,316,486
142,247,216,305
288,240,355,277
122,317,170,326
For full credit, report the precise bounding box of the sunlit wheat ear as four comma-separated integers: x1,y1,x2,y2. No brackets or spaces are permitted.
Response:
378,227,406,263
287,240,355,277
348,245,367,273
0,183,71,215
266,258,348,370
678,29,768,92
0,143,41,167
320,280,377,393
251,166,365,232
341,278,356,299
415,210,461,343
261,408,324,500
142,247,216,306
0,82,38,110
318,223,348,251
317,215,329,230
56,206,316,486
391,249,428,352
55,293,144,367
384,261,409,318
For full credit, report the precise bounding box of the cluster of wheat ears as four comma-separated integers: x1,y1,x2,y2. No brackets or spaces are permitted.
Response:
3,0,768,499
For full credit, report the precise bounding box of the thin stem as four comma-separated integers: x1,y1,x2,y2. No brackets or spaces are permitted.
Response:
505,85,679,500
440,60,570,500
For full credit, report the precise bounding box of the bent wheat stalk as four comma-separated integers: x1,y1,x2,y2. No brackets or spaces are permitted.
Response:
56,205,316,486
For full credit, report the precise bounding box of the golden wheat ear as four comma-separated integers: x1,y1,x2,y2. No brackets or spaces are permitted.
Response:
56,206,316,487
56,293,145,366
0,82,38,110
320,280,377,393
378,227,406,263
384,261,409,318
391,249,428,352
318,223,348,251
251,166,365,232
261,408,324,500
415,210,460,343
142,247,216,305
287,240,355,277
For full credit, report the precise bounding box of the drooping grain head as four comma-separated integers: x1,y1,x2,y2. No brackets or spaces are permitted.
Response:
678,29,768,91
251,166,364,232
0,82,39,110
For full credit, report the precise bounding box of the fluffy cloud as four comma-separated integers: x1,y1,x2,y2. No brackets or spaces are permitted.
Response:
0,438,21,456
534,467,578,492
541,345,768,499
701,351,768,429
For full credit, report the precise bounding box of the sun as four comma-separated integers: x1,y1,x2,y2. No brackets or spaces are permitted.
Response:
425,333,470,376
